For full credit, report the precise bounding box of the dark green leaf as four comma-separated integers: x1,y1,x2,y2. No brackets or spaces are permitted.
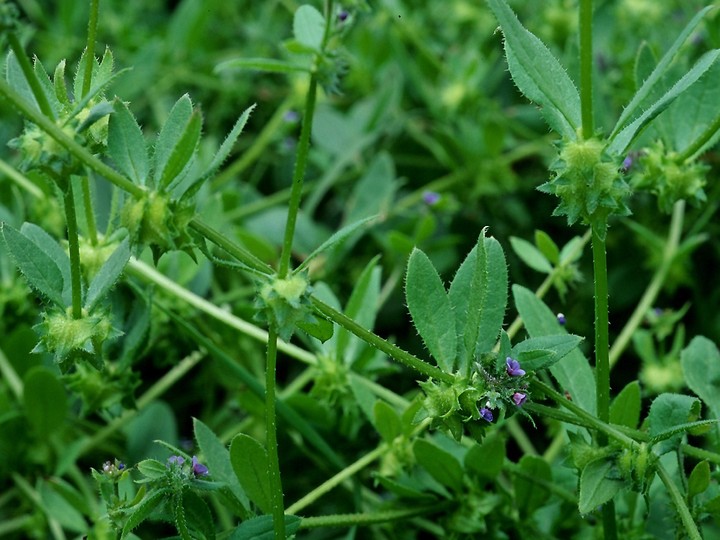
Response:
193,418,250,511
486,0,581,138
85,237,130,311
578,457,624,515
19,222,71,305
293,5,326,52
230,515,301,540
77,100,113,133
23,367,67,438
182,491,215,540
6,51,39,111
610,381,641,429
513,455,552,518
153,94,195,188
465,434,506,480
406,248,456,372
230,434,272,514
108,98,149,184
681,336,720,422
648,393,701,454
510,236,552,273
374,400,402,442
39,480,87,533
688,461,711,500
1,222,65,307
413,438,464,492
121,488,167,539
512,334,583,371
297,315,333,343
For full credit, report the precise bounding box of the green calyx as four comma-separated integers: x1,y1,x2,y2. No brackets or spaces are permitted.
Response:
617,443,657,493
631,142,707,213
539,137,631,237
254,273,317,341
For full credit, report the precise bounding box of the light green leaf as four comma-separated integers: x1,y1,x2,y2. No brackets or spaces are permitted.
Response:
648,393,701,455
23,367,67,438
578,457,624,515
513,284,596,414
193,418,249,511
230,434,272,515
413,439,464,492
610,381,641,429
688,461,711,500
39,480,87,533
108,98,149,184
534,230,560,265
85,237,130,311
511,334,583,371
19,222,71,305
607,49,720,156
215,58,310,74
1,222,65,307
510,236,553,273
681,336,720,422
486,0,581,138
374,401,402,442
6,51,39,111
406,248,457,372
293,5,326,52
153,94,199,189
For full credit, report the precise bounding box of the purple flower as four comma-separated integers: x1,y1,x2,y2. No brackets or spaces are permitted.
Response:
512,392,527,406
622,155,633,172
557,312,566,325
506,357,526,377
167,455,185,467
283,110,299,123
337,9,349,22
192,456,209,477
422,191,441,206
480,407,494,422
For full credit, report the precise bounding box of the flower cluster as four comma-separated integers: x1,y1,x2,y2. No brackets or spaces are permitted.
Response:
167,455,210,478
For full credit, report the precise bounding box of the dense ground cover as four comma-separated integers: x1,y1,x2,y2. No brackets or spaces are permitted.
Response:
1,0,720,538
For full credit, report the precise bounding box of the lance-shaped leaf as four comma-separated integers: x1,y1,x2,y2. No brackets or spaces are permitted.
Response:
578,457,624,515
19,222,71,305
1,222,65,307
487,0,581,139
293,5,326,52
153,94,202,190
511,334,583,371
215,58,310,75
84,237,130,312
230,435,272,514
230,515,301,540
406,248,457,372
108,98,149,185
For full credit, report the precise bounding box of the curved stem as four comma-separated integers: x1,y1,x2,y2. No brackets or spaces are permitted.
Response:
82,0,101,97
265,326,285,539
579,0,594,138
657,462,702,540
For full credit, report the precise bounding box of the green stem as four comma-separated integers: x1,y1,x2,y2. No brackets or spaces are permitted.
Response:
286,444,388,515
82,0,100,97
0,158,44,198
312,298,453,384
64,180,83,319
609,201,684,368
279,76,317,277
265,326,285,539
657,462,702,540
0,346,23,401
298,504,451,529
80,176,98,244
579,0,594,138
0,77,143,197
7,32,54,119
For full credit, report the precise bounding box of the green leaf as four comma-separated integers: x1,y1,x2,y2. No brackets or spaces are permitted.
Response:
578,457,624,515
215,58,310,74
296,216,377,274
512,284,596,414
153,94,198,189
108,98,149,185
1,222,65,307
510,236,553,273
19,222,72,305
39,480,87,533
293,5,326,52
230,515,301,540
53,59,70,107
193,418,250,511
688,461,711,500
486,0,581,139
648,393,701,454
135,459,167,480
513,455,551,518
465,434,505,480
23,367,67,439
607,49,720,156
374,400,402,442
6,51,39,111
610,381,641,429
121,488,167,539
85,237,130,311
681,336,720,422
511,334,583,371
612,6,715,138
297,315,333,343
33,57,59,118
230,434,272,514
182,491,215,540
534,230,560,265
448,233,508,372
413,438,464,492
405,248,457,372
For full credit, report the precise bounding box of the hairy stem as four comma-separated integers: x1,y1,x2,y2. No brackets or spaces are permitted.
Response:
265,326,285,539
579,0,594,138
64,181,83,319
657,462,702,540
82,0,101,97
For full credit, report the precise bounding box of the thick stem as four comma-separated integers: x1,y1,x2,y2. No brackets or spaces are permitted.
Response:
579,0,594,138
265,326,285,539
64,181,83,319
279,76,317,278
82,0,101,97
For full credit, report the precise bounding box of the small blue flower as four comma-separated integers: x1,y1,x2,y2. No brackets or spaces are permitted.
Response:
283,110,299,123
512,392,527,406
622,155,633,171
480,407,494,422
337,9,349,22
192,456,209,477
167,455,185,467
557,312,566,325
506,357,526,377
422,191,441,206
